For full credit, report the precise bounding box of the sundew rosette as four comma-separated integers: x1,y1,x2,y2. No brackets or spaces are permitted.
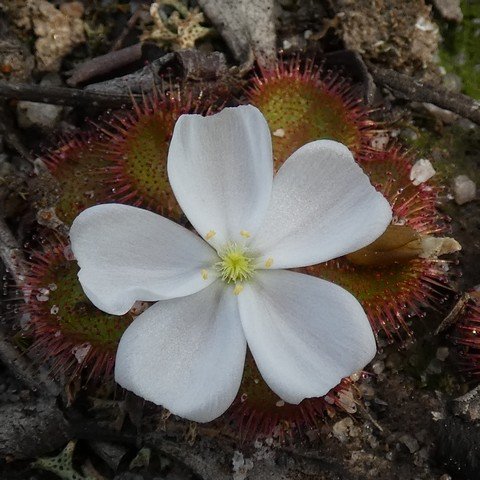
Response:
99,92,193,219
42,134,111,225
247,57,378,169
41,91,194,226
22,242,133,380
308,147,456,338
69,105,392,422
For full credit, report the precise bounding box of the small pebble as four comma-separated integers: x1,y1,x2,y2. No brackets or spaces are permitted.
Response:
273,128,285,138
432,0,463,23
436,347,449,361
399,434,420,453
372,360,385,375
423,103,458,124
452,175,476,205
455,118,476,131
443,72,462,93
399,128,419,142
59,1,85,18
426,359,442,375
332,417,356,442
410,159,436,185
371,133,390,150
17,101,63,130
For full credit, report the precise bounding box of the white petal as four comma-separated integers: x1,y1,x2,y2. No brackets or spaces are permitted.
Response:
70,204,218,315
115,281,246,422
250,140,392,269
238,270,376,404
167,105,273,248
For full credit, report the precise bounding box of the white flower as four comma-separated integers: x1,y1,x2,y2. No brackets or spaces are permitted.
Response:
70,105,392,422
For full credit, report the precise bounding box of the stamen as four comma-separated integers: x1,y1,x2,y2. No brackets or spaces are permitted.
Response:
205,230,216,240
265,257,274,268
233,284,244,295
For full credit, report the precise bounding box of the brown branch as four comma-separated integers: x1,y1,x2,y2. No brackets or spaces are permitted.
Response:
0,327,60,397
0,81,142,108
369,65,480,125
67,43,144,87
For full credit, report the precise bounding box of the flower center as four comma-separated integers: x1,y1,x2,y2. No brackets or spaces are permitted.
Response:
216,243,255,284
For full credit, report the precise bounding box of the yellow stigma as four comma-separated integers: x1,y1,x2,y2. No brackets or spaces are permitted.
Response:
216,243,255,284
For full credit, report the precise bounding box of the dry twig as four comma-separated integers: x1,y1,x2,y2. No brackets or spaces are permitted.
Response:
370,65,480,125
0,81,141,108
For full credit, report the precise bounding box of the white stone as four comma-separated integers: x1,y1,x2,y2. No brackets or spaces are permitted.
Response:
17,101,63,130
436,347,449,361
410,159,436,186
232,451,254,480
337,389,357,413
452,174,476,205
372,360,385,375
332,417,357,442
72,343,91,363
370,132,389,150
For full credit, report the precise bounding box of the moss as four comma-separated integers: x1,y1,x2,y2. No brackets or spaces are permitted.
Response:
439,0,480,99
404,121,480,185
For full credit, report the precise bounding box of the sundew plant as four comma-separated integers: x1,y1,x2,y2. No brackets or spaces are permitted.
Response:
17,58,460,438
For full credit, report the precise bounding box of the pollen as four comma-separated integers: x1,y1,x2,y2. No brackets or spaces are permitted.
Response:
201,269,208,280
240,230,251,238
265,257,274,268
205,230,216,240
216,243,255,284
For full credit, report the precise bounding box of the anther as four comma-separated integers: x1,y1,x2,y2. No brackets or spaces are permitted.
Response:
265,257,274,268
205,230,216,241
233,284,244,295
201,269,208,280
240,230,251,238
